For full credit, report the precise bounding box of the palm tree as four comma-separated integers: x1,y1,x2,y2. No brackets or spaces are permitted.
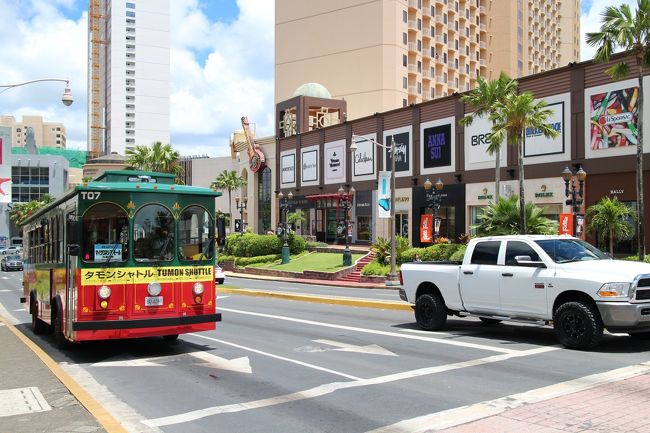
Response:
459,73,518,202
125,142,184,183
489,91,559,233
472,195,558,236
586,0,650,260
586,197,636,256
211,170,247,232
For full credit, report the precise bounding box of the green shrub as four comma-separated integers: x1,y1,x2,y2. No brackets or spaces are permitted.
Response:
361,261,391,276
399,247,427,264
306,241,328,248
224,232,307,257
622,255,650,263
288,233,307,254
449,244,467,261
427,243,461,261
236,254,280,267
217,254,234,264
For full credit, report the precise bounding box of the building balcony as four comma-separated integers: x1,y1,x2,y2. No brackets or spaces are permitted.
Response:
408,0,419,9
479,41,486,49
408,85,418,94
408,42,417,52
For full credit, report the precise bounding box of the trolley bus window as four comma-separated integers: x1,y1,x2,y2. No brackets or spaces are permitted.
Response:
178,206,214,261
82,204,129,263
133,205,175,262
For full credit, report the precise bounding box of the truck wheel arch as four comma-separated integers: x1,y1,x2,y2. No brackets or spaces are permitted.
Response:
552,290,598,316
416,282,443,302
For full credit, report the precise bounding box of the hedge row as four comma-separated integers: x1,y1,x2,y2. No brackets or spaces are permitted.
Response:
224,232,306,257
216,253,280,267
361,243,467,276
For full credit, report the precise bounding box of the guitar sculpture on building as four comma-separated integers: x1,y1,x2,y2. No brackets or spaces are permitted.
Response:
241,116,266,173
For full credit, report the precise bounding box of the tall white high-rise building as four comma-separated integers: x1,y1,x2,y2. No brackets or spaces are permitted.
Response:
88,0,170,157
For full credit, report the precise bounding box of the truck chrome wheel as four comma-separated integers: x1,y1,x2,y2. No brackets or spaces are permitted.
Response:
553,301,603,350
415,293,447,331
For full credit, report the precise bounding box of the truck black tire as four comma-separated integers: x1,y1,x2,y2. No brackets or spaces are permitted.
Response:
415,293,447,331
553,301,603,350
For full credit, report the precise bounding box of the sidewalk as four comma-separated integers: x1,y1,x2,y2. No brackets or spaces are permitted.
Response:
0,315,124,433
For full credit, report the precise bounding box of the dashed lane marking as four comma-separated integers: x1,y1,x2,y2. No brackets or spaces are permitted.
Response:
142,346,557,427
366,361,650,433
218,307,520,354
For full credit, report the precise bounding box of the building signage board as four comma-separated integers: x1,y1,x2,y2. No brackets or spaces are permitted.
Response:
524,101,564,157
377,171,391,218
301,145,319,186
352,133,376,182
423,123,452,168
0,127,12,203
384,126,413,178
324,139,346,185
280,149,296,187
355,190,372,216
420,214,433,243
463,114,506,170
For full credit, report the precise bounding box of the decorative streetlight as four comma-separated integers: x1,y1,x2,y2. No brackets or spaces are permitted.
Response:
351,134,399,286
561,166,587,237
235,196,248,235
424,178,444,242
278,191,293,264
0,78,73,106
338,184,356,266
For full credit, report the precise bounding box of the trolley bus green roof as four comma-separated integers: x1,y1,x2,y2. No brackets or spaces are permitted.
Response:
21,171,222,225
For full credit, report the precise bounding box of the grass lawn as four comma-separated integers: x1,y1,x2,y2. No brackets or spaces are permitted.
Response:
251,252,366,273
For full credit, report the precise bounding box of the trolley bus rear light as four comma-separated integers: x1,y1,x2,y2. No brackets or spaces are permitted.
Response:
147,282,162,296
98,285,111,299
194,295,202,304
100,300,109,309
193,282,205,295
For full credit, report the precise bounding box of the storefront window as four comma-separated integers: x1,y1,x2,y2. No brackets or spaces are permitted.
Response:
469,206,485,236
178,206,213,261
257,166,272,234
395,213,409,237
82,203,129,263
357,216,371,241
423,205,456,241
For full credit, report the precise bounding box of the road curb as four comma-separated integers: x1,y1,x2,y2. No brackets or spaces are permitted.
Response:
217,287,413,311
226,272,395,290
0,314,129,433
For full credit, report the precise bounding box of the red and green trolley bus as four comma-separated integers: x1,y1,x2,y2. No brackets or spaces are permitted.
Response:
20,170,222,347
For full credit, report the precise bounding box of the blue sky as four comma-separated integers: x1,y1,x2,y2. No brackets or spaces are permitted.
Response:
0,0,636,158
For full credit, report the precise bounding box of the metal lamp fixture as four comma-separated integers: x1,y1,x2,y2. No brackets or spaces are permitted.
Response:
424,178,444,242
235,196,248,235
562,166,587,237
338,185,356,266
0,78,74,107
278,191,293,264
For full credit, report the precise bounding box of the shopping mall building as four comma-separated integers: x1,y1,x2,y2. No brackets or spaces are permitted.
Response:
267,54,649,255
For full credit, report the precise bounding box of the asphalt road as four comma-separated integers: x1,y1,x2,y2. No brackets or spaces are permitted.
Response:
2,273,650,433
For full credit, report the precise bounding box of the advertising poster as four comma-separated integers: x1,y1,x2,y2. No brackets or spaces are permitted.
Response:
352,135,375,178
324,140,346,184
420,215,433,243
463,114,506,170
422,124,451,168
589,86,638,149
385,132,410,173
524,101,564,157
377,171,391,219
280,151,296,186
559,213,573,236
301,146,318,185
0,127,12,204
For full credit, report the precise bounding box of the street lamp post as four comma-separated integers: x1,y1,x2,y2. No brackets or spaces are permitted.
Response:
351,134,399,285
424,178,444,242
278,191,293,264
338,185,356,266
561,166,587,237
235,196,248,235
0,78,73,106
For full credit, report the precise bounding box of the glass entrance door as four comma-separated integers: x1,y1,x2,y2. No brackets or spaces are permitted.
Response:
326,209,338,243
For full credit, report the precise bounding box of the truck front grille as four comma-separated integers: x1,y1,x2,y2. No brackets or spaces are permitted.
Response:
636,290,650,301
637,278,650,288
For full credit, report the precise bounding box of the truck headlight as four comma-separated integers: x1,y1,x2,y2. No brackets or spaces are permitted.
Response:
598,282,631,298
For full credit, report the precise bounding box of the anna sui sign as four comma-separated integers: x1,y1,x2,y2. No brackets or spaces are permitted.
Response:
422,124,451,168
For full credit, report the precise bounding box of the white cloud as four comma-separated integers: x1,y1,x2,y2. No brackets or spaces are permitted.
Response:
0,0,274,158
580,0,637,61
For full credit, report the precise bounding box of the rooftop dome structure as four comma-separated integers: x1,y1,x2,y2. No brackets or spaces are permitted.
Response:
292,82,332,99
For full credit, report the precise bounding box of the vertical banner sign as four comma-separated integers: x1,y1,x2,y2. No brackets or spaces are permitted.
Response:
559,213,573,235
0,127,12,203
420,214,433,243
377,171,391,218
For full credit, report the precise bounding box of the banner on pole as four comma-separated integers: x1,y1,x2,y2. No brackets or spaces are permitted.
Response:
420,214,433,243
378,171,391,218
559,213,573,235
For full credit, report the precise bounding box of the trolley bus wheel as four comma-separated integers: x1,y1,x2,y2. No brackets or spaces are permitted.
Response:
52,301,73,350
163,334,179,343
30,295,47,335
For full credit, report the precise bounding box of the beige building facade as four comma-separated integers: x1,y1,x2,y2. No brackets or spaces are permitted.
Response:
0,115,67,149
276,0,580,121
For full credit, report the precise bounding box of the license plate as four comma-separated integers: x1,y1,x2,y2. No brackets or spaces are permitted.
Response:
145,296,163,307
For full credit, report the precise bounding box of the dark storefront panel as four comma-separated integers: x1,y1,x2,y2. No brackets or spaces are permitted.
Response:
411,183,465,247
355,190,372,243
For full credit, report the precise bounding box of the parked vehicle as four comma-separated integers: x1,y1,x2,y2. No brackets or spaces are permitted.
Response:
0,247,21,256
1,255,23,271
215,265,225,285
399,235,650,350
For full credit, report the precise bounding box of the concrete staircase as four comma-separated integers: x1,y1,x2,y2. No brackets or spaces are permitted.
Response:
338,251,376,283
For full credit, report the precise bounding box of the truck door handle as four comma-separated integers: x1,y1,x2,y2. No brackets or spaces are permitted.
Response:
502,272,513,277
463,271,473,275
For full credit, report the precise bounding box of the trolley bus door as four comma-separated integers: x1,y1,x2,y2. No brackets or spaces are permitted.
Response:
65,212,79,336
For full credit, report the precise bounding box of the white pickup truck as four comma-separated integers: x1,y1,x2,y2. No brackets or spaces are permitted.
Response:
399,235,650,349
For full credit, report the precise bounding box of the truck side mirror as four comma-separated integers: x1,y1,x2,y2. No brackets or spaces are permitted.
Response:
514,255,546,268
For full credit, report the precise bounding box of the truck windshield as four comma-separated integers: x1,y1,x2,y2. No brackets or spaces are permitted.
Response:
534,239,608,263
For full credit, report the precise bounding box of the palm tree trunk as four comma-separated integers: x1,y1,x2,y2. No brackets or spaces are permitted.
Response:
228,188,233,232
494,150,501,202
609,228,614,257
637,66,645,261
518,132,526,234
